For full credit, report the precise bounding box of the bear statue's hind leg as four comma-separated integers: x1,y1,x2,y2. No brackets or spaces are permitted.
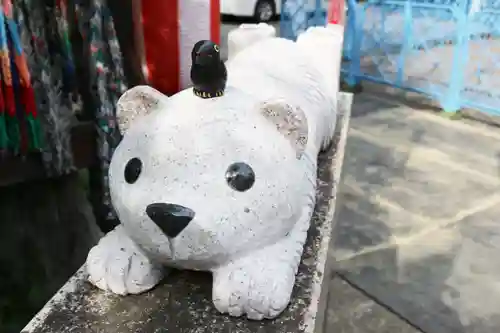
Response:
86,224,164,295
212,192,315,320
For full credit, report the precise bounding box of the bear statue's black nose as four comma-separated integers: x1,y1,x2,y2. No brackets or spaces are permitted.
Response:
146,203,195,238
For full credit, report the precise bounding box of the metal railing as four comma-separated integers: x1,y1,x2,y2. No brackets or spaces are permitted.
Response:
343,0,500,114
281,0,328,40
281,0,500,115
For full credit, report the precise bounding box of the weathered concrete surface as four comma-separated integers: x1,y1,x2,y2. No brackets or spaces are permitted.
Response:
0,173,101,333
333,90,500,333
326,275,422,333
22,94,352,333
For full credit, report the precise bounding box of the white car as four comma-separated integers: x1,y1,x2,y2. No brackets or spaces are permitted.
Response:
221,0,280,22
221,0,332,23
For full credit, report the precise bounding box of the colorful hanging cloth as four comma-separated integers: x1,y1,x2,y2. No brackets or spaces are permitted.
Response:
76,0,126,222
8,0,126,223
0,39,6,153
0,5,20,153
15,0,75,174
55,0,82,114
4,0,42,151
6,0,126,190
12,0,51,161
9,32,26,151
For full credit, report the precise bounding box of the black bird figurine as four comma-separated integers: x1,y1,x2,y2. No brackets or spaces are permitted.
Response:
190,40,227,99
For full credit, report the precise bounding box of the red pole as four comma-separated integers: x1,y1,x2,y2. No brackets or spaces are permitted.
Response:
328,0,346,26
211,0,221,45
135,0,221,95
325,0,346,96
140,0,180,95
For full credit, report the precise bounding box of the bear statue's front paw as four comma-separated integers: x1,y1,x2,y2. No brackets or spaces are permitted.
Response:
86,226,164,295
212,260,296,320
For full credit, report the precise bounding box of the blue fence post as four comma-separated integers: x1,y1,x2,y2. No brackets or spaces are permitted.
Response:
280,0,309,40
464,0,472,14
343,15,353,60
441,6,469,112
312,0,326,26
343,0,356,60
397,1,413,86
345,0,363,87
281,0,292,39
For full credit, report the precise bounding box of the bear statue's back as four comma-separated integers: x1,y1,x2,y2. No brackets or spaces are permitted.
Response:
226,37,337,153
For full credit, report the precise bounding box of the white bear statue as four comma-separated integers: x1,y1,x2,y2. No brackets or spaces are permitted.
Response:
86,26,341,320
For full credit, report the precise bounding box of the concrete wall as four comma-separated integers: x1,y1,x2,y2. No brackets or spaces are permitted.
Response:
0,173,101,333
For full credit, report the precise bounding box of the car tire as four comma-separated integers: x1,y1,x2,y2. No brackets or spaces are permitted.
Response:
253,0,275,22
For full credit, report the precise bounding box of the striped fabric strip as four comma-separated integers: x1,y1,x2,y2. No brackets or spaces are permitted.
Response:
141,0,220,95
5,0,42,151
0,6,19,153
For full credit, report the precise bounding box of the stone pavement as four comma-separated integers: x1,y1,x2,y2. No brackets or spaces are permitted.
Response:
331,88,500,333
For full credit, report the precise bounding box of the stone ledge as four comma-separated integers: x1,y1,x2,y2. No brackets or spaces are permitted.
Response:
22,92,353,333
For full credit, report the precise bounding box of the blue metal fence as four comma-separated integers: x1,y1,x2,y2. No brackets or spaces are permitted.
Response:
281,0,500,115
281,0,328,40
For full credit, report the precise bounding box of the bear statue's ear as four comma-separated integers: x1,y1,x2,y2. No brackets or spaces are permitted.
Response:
259,99,308,159
116,85,168,135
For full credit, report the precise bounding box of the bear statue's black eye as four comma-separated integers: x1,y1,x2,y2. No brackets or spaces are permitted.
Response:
124,158,142,184
225,162,255,192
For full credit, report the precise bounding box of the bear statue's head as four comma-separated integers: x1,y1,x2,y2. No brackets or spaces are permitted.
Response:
109,85,310,269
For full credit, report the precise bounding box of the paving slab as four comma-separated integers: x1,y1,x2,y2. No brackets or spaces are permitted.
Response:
336,203,500,333
333,91,500,333
326,275,422,333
